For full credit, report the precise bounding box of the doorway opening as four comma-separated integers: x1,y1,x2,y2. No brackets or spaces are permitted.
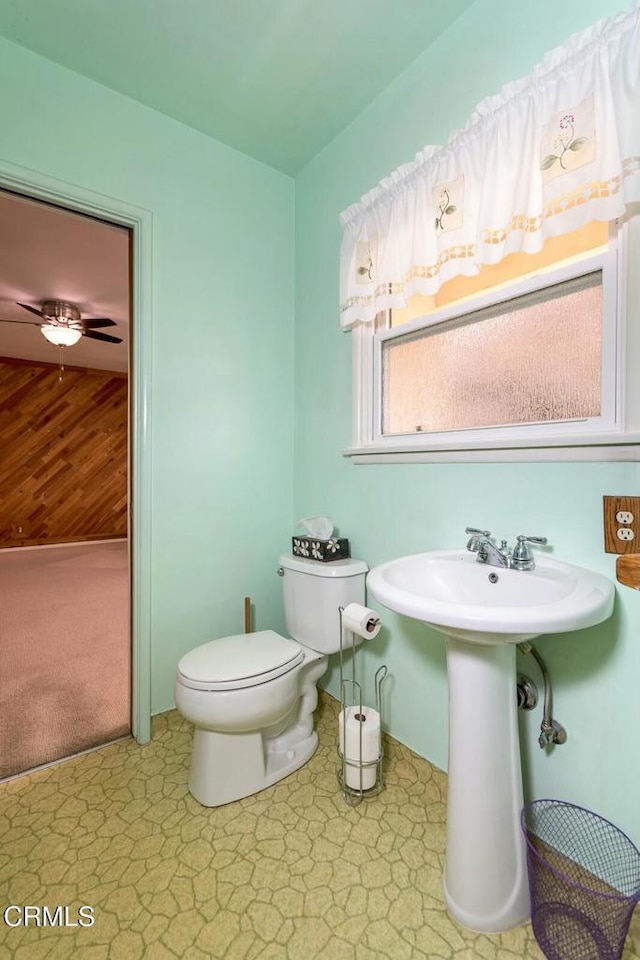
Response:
0,188,133,778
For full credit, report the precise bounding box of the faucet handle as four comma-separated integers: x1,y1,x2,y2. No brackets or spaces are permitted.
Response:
515,535,548,548
465,527,492,553
512,535,548,566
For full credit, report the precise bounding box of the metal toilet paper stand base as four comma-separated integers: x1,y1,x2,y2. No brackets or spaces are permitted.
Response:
337,606,388,806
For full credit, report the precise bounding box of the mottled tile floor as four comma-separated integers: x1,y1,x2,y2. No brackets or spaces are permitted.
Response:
1,694,638,959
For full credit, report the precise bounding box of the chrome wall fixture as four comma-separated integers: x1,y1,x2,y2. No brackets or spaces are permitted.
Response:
519,642,567,747
517,674,538,711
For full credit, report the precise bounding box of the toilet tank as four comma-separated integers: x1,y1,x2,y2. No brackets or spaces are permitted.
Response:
279,554,368,654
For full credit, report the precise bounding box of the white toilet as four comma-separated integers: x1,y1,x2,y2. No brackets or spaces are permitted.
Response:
174,553,368,807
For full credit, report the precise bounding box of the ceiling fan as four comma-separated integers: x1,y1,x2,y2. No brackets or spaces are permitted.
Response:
0,299,123,347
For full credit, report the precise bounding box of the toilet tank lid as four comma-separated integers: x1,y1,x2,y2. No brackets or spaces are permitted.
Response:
279,554,368,577
178,630,303,685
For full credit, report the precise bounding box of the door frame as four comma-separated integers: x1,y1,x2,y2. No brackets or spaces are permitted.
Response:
0,158,153,743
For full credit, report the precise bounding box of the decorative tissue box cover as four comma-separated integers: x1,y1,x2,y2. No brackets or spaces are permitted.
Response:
291,537,350,562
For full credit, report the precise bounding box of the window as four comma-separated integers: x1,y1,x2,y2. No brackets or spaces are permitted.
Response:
380,271,604,436
348,221,640,461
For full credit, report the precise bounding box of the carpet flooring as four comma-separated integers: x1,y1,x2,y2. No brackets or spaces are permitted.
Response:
0,540,130,779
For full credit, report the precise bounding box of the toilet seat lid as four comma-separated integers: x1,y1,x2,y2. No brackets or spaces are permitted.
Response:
177,630,304,691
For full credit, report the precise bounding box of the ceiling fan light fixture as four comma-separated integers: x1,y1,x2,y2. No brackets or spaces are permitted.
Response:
41,323,82,347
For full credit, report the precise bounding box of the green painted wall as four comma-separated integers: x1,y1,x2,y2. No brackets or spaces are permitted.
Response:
0,37,295,714
294,0,640,843
1,0,638,847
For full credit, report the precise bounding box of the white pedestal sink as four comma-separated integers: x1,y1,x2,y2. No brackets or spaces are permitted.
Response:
367,549,615,933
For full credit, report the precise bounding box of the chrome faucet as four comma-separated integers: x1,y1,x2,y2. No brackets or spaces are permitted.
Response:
465,528,510,567
510,535,548,571
465,528,547,571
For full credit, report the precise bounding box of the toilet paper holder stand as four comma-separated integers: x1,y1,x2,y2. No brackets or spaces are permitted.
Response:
337,606,388,806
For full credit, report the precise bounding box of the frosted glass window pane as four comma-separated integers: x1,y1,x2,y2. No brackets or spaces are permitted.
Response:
381,273,602,436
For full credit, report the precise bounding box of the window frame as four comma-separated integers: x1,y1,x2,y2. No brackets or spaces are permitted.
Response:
346,220,640,462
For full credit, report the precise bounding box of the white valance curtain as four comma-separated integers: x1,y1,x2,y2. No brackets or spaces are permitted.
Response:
339,3,640,329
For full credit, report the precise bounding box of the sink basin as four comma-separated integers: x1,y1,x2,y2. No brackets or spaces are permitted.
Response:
367,549,614,644
366,548,615,934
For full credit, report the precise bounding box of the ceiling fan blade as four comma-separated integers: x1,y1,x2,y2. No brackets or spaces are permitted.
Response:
83,318,116,329
83,330,123,344
17,302,44,318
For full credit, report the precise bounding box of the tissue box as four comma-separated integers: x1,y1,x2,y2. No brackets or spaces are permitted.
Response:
291,536,350,562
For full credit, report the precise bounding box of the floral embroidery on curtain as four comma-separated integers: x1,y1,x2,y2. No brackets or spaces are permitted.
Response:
541,96,596,181
434,175,464,233
339,4,640,329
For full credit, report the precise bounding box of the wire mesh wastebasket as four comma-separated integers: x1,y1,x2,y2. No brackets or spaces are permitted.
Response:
522,800,640,960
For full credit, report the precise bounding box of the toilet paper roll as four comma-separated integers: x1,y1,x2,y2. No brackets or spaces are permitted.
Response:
341,603,381,641
339,705,381,790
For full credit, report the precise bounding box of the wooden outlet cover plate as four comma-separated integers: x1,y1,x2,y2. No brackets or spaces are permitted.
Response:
603,495,640,554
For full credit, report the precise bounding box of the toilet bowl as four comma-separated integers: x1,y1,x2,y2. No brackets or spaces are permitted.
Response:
175,554,368,807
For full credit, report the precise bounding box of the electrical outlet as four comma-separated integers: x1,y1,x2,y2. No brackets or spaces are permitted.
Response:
604,496,640,553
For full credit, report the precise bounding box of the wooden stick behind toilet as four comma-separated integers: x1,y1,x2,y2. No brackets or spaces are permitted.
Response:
244,596,252,633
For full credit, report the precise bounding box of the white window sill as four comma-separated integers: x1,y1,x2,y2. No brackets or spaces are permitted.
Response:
343,434,640,463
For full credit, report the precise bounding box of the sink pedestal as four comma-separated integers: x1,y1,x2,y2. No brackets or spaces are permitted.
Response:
367,548,614,932
443,638,530,932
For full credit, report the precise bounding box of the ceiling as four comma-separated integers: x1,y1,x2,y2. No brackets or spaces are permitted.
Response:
0,2,476,372
0,0,476,175
0,191,130,373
